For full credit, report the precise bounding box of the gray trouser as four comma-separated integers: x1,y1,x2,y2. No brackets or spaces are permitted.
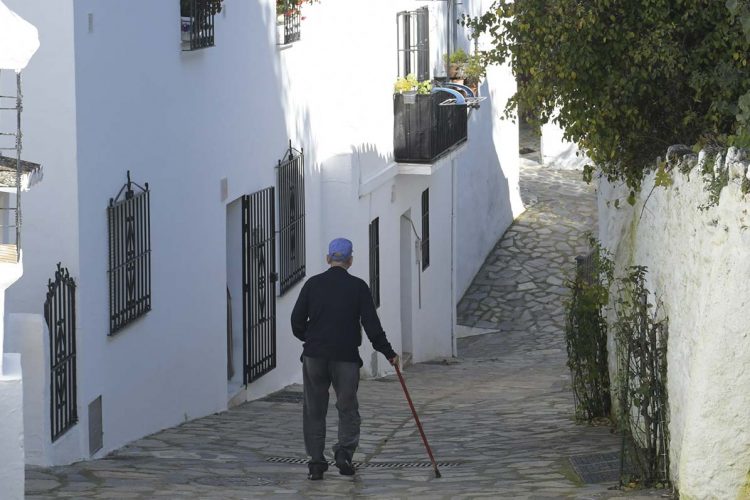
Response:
302,356,360,465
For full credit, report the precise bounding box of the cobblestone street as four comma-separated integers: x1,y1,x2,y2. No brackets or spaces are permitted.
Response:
26,164,665,499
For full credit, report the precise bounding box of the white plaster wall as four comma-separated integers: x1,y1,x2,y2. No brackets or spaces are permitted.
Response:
3,314,77,466
4,0,519,465
598,149,750,499
0,353,24,500
540,119,588,170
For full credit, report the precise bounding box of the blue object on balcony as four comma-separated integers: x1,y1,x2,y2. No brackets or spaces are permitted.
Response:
440,82,475,98
431,86,466,105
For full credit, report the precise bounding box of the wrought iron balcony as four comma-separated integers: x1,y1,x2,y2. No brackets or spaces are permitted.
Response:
393,89,468,164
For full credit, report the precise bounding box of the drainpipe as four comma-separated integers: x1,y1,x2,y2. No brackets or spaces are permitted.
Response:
450,157,457,358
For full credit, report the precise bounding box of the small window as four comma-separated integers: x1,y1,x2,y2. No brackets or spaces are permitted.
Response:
369,218,380,308
397,7,430,81
421,189,430,271
181,0,222,51
277,143,306,295
277,0,301,45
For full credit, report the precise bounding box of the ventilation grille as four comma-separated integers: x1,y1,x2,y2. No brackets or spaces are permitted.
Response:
88,396,103,456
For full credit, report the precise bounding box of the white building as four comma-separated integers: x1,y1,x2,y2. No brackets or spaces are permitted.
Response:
0,2,41,497
3,0,522,467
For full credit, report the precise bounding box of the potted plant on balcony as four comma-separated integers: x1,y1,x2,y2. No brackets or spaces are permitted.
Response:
394,74,432,104
463,53,486,95
443,49,468,79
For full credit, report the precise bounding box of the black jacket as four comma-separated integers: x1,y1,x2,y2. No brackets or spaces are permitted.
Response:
291,266,396,365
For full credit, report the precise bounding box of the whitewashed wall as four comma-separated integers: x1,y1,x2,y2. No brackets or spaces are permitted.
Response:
0,353,24,500
453,0,523,300
4,0,519,465
541,119,587,170
598,148,750,499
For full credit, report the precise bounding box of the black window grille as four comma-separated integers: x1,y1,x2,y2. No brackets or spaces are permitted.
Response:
421,189,430,271
108,171,151,335
45,263,78,442
369,218,380,308
277,0,301,45
397,7,430,81
181,0,221,51
277,143,306,295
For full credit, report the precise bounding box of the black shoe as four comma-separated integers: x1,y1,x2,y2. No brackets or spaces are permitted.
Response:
308,462,327,481
335,452,356,476
307,470,324,481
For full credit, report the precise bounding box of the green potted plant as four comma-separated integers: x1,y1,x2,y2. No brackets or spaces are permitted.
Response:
394,74,432,104
463,53,486,94
442,49,468,79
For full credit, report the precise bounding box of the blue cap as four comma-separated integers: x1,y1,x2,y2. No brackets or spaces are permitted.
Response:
328,238,353,261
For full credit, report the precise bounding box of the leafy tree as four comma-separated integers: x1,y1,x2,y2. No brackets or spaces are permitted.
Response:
463,0,750,189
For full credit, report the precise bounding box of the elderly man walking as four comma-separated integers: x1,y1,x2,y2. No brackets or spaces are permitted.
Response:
291,237,399,480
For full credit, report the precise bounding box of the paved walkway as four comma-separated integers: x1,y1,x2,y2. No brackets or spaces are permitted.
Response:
26,164,666,499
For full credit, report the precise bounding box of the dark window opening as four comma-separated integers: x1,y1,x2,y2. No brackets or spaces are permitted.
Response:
369,218,380,308
421,189,430,271
397,7,430,81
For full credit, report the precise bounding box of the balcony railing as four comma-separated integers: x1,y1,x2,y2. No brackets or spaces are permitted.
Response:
393,90,468,164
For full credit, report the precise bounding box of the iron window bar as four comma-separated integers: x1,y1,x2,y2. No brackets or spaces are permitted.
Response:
45,263,78,442
277,0,301,45
107,171,152,335
397,7,430,81
181,0,220,51
276,141,306,295
369,218,380,308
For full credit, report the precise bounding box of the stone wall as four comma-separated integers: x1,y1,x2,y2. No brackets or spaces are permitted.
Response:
597,147,750,498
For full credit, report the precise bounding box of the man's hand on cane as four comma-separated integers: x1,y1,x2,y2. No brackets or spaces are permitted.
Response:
389,354,400,367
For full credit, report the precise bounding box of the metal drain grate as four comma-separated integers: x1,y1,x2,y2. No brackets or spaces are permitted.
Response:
569,452,621,484
266,457,462,468
261,391,304,404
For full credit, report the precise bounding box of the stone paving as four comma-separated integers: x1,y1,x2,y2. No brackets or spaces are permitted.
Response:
25,164,670,499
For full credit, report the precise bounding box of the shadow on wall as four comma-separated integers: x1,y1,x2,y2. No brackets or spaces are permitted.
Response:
353,141,393,186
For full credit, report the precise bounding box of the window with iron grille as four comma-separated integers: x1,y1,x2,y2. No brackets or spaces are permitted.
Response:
277,143,306,295
421,189,430,271
397,7,430,81
369,218,380,308
181,0,222,51
108,172,151,335
45,263,78,442
277,0,301,45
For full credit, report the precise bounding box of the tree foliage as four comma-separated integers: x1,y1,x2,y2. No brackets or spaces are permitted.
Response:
463,0,750,188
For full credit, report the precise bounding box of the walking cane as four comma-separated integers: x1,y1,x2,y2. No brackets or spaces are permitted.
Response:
394,363,442,478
